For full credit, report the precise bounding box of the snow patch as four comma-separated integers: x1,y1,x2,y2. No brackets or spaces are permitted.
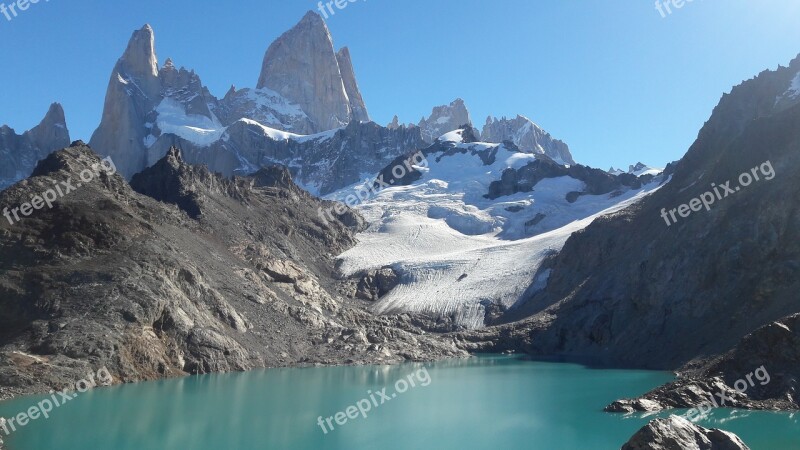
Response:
155,98,225,146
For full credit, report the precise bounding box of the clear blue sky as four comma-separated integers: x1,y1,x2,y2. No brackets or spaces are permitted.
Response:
1,0,798,169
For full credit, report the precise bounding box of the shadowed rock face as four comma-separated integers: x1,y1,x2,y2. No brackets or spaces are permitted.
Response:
0,143,466,402
456,54,800,370
0,103,70,190
148,119,426,196
621,416,750,450
485,158,655,201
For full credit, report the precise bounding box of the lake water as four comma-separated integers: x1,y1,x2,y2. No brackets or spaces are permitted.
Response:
0,356,797,449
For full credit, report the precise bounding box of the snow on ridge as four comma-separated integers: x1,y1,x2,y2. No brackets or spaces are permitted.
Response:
334,141,666,329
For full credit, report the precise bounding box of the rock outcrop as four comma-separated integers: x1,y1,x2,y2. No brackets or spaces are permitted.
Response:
485,157,656,201
0,143,467,401
482,115,575,165
621,416,750,450
0,103,70,190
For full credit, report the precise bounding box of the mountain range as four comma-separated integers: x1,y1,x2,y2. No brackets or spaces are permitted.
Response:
1,10,799,448
2,12,581,196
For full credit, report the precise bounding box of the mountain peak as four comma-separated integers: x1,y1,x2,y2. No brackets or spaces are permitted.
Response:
41,102,66,127
256,11,359,132
300,10,325,26
417,99,473,143
120,24,158,79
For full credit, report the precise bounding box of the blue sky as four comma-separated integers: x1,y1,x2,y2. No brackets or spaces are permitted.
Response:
0,0,798,169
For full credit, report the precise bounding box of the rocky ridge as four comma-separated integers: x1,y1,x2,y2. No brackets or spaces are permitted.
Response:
0,143,467,402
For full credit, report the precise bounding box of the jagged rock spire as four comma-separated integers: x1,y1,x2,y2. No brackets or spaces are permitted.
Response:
257,11,360,132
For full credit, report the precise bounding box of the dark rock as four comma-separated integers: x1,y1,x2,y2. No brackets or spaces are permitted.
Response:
355,267,400,302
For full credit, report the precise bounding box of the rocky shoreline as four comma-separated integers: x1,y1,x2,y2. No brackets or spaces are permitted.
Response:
606,314,799,415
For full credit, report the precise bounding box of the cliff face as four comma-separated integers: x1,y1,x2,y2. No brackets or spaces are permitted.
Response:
0,143,465,401
89,25,162,178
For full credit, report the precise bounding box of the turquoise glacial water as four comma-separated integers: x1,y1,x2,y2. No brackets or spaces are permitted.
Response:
0,356,797,449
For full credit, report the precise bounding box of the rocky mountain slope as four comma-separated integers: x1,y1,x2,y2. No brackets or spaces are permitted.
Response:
458,54,800,370
0,103,70,190
0,143,466,401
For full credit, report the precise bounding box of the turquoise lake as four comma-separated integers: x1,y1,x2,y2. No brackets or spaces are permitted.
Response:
0,356,797,449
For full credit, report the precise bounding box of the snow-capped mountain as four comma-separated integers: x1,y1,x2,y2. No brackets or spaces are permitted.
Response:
89,12,371,179
0,103,70,190
332,127,665,328
482,115,576,166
